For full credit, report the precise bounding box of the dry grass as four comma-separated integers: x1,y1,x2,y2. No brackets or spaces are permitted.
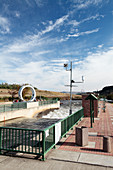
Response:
0,88,82,100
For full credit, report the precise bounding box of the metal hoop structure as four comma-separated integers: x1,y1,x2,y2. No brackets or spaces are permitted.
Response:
18,85,36,102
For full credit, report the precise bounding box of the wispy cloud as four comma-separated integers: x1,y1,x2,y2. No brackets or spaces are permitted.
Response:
25,0,46,7
0,16,10,34
73,0,103,10
40,14,69,35
68,28,99,38
98,44,104,48
68,14,104,27
0,14,69,54
15,11,20,18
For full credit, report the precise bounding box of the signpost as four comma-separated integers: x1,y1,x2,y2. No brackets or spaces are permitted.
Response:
85,94,98,128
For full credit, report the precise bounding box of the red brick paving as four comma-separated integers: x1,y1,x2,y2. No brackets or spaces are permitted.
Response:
58,101,113,156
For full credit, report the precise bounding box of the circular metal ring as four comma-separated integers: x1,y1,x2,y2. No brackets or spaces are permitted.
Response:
18,85,36,102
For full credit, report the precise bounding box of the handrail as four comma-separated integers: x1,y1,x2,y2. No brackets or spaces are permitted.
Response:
0,108,84,161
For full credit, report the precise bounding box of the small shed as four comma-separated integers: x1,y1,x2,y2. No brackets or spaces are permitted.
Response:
82,93,98,117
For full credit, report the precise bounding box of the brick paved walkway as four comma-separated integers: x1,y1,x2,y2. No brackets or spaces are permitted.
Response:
58,102,113,156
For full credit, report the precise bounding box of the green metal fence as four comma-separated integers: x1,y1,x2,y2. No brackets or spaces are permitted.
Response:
0,102,27,113
0,100,58,113
0,108,84,160
0,127,45,159
39,99,58,106
61,108,84,137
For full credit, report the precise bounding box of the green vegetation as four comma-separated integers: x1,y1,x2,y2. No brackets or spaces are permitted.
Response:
0,83,81,102
0,83,21,90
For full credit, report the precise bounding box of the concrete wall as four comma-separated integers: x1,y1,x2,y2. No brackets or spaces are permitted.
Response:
82,94,98,117
0,102,13,105
26,102,39,108
0,101,60,122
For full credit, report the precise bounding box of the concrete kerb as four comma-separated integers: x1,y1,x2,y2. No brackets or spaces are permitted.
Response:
47,149,113,168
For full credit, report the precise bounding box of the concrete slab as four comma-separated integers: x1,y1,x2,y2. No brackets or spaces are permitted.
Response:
94,118,100,120
0,155,9,163
111,119,113,120
85,142,96,148
78,152,113,167
0,154,110,170
88,132,97,136
47,149,80,162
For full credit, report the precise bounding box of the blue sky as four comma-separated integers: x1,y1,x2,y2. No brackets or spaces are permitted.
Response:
0,0,113,92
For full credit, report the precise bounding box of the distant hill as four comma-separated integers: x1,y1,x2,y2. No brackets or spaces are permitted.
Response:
0,83,82,101
99,85,113,95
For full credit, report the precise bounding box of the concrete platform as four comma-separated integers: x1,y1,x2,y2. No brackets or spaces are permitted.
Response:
0,151,113,170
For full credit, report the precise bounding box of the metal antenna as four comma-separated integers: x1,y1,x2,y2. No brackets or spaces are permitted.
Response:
64,61,84,115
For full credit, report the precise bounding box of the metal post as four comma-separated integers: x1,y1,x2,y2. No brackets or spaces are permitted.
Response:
42,131,45,161
64,61,84,115
90,99,93,128
0,129,1,151
53,126,56,149
69,61,72,115
92,100,94,123
4,105,5,112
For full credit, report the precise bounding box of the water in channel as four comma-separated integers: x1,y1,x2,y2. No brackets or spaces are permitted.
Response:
1,100,82,130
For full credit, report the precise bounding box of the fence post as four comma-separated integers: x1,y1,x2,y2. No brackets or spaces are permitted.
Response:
53,126,56,149
42,131,45,161
4,105,5,112
0,128,2,154
11,104,13,111
64,119,67,137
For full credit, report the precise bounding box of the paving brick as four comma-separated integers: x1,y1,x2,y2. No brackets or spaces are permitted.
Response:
58,102,113,156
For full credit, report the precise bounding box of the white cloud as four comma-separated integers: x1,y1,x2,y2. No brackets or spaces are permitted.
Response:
73,0,103,10
98,44,104,48
51,59,69,63
68,20,80,26
0,47,113,92
0,14,69,54
0,16,10,34
35,0,45,7
68,14,104,27
40,14,69,35
15,11,20,18
68,28,99,38
72,47,113,92
30,50,52,56
49,21,53,25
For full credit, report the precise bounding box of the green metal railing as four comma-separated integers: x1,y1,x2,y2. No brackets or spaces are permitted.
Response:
0,108,84,160
39,99,58,106
61,108,84,137
0,102,27,113
0,127,44,159
0,100,58,113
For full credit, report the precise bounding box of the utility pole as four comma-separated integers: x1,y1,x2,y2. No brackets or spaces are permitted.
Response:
70,61,72,115
64,61,84,115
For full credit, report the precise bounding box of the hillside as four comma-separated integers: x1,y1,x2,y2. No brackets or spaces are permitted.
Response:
0,87,81,101
99,86,113,95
